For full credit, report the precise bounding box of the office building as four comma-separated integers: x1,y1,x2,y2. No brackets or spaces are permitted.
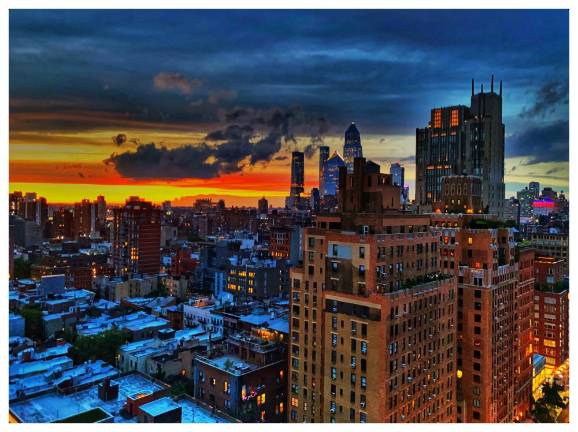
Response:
74,199,95,238
258,197,269,216
416,77,505,216
321,151,345,198
319,145,330,194
112,197,161,276
343,123,363,173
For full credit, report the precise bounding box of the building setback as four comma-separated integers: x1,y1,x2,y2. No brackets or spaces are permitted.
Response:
416,77,505,216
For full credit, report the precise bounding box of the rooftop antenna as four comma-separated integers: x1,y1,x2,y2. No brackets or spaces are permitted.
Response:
481,83,484,94
471,78,474,96
491,75,494,93
499,80,503,97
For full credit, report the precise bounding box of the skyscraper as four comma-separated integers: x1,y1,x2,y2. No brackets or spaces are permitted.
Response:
390,162,406,204
113,196,161,276
73,199,94,238
321,151,346,197
258,196,269,215
390,163,404,187
319,145,330,194
416,77,505,216
529,181,540,198
343,122,363,173
290,151,305,198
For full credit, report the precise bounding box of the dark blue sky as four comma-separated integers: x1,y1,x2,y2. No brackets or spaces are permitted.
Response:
9,9,569,194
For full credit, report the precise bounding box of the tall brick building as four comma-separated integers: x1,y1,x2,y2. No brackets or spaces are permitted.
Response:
113,197,161,276
289,157,457,423
432,214,534,422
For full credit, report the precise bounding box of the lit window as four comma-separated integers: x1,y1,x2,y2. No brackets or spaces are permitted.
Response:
450,109,459,127
468,237,473,245
434,109,442,128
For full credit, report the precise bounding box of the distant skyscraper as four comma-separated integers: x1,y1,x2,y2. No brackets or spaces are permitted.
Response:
258,196,269,215
529,181,540,198
390,162,405,187
113,196,161,276
416,77,505,216
310,187,320,212
290,151,305,198
73,199,94,238
95,195,107,222
318,145,330,193
390,162,406,204
343,122,363,173
321,151,345,196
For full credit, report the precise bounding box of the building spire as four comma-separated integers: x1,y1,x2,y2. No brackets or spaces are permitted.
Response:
471,78,474,96
499,80,503,97
491,75,494,93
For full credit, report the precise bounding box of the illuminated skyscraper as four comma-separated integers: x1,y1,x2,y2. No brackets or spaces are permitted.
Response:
321,151,345,197
416,77,505,216
343,122,363,173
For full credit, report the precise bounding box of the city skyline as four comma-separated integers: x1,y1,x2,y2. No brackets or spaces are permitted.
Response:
9,9,569,206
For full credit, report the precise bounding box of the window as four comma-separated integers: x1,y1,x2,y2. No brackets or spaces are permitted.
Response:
434,109,442,128
308,237,315,248
361,341,367,354
351,356,357,368
331,333,337,347
351,373,357,385
361,376,367,389
359,247,365,259
291,397,299,408
450,109,459,127
257,393,266,406
224,380,230,394
331,367,337,380
360,412,367,423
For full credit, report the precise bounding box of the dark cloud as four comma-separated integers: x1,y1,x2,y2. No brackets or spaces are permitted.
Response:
507,120,568,164
112,133,127,146
106,142,219,179
106,106,331,179
520,80,568,118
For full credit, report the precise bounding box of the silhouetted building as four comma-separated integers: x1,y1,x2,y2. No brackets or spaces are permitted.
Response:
258,197,269,216
343,122,363,173
319,145,330,194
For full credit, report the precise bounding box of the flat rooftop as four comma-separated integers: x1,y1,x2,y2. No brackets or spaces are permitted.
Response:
10,373,230,423
139,396,180,417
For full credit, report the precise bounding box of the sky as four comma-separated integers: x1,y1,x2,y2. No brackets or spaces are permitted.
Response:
9,9,569,207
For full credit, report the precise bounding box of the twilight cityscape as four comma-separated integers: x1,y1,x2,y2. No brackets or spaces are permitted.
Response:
7,9,569,424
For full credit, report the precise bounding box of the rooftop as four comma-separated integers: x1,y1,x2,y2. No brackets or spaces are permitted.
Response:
139,396,180,417
10,372,230,423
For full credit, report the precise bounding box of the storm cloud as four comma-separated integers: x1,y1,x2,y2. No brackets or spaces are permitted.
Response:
507,120,568,164
106,106,331,179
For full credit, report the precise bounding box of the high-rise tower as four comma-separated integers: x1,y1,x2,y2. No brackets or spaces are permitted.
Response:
343,122,363,173
416,77,505,216
319,146,330,194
